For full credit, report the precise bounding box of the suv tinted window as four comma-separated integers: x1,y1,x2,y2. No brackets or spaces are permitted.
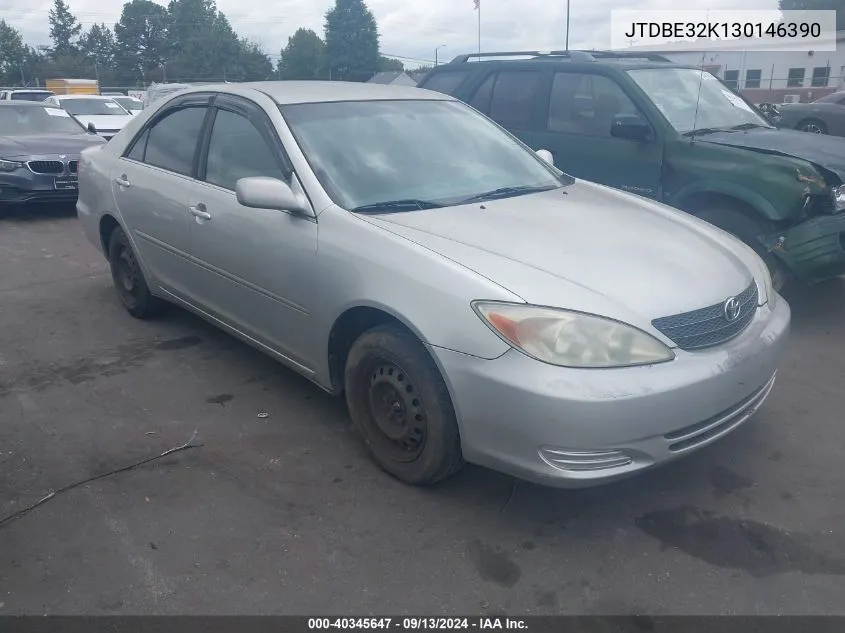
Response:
548,72,639,137
421,70,471,96
475,71,541,129
143,106,207,176
205,108,283,191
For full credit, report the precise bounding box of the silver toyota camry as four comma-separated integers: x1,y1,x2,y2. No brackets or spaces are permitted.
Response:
76,81,790,489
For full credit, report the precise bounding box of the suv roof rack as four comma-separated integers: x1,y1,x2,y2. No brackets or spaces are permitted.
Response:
449,50,672,64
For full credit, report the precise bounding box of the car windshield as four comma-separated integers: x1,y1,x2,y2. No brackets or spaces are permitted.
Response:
112,97,143,110
11,91,53,101
60,98,128,116
0,105,86,135
281,99,568,211
627,68,772,134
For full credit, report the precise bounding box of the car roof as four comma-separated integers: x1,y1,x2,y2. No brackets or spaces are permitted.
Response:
0,100,54,108
176,80,454,105
428,50,695,73
53,94,117,100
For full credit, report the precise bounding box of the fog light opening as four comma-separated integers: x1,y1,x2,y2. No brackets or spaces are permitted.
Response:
539,447,633,472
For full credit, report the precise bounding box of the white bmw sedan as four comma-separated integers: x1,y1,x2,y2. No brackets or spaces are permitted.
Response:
76,81,790,489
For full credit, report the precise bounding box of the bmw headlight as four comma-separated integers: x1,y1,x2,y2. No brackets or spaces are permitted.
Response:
832,184,845,212
473,302,675,369
0,158,24,172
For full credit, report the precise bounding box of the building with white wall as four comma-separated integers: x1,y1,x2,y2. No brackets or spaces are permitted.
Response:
622,30,845,102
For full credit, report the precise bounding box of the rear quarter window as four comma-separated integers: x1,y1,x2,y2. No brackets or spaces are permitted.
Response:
419,70,472,96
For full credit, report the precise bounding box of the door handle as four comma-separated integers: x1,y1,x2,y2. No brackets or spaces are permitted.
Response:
189,203,211,220
114,174,131,187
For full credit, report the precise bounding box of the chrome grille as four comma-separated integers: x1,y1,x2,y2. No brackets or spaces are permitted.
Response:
652,282,758,350
27,160,64,174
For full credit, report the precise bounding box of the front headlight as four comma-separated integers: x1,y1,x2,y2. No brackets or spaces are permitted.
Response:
0,158,24,172
832,184,845,211
472,302,675,369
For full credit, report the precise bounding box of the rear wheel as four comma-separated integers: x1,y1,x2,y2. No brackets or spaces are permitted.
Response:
344,324,464,486
107,226,165,318
796,118,827,134
694,206,789,293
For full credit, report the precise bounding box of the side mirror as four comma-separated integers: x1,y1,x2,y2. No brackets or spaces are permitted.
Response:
611,114,651,141
536,149,555,166
236,176,308,214
87,122,97,134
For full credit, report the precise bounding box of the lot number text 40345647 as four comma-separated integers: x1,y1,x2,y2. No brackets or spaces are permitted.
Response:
307,618,528,631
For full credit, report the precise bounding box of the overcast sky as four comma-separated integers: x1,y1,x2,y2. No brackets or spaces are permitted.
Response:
1,0,782,68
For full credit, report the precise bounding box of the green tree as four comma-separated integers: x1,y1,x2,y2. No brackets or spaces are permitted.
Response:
778,0,845,30
0,19,27,85
165,0,220,80
324,0,381,81
235,38,274,81
378,56,404,72
80,23,117,81
49,0,82,57
278,28,325,79
114,0,169,84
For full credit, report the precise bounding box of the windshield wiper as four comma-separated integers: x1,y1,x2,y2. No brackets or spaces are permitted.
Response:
350,199,444,214
459,184,559,204
682,127,732,137
729,122,773,131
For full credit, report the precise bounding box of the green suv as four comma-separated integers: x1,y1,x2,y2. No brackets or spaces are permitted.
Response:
417,50,845,289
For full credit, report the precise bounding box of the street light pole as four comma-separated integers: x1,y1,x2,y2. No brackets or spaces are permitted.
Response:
435,45,446,65
565,0,570,51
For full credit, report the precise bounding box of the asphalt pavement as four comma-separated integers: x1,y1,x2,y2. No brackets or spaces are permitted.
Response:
1,207,844,615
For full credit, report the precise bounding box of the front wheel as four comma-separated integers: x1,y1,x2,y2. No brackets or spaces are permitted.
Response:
344,324,464,486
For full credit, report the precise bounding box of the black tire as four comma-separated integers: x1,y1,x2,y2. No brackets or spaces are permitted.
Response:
796,118,827,134
694,207,789,293
107,226,165,318
344,324,464,486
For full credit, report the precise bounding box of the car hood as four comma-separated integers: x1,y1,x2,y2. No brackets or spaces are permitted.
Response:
361,181,756,325
698,127,845,180
71,114,133,131
0,133,105,158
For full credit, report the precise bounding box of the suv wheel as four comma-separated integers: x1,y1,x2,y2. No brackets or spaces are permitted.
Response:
694,207,789,293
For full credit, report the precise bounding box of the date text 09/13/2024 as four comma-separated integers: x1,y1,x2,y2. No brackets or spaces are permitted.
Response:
307,618,528,631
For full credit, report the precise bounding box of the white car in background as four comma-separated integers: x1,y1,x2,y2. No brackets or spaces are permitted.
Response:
44,94,134,140
102,93,145,115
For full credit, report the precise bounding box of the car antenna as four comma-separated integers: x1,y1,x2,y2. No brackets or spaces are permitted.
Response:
689,50,707,143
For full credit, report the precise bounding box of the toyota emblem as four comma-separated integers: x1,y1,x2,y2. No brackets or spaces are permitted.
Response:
723,296,741,322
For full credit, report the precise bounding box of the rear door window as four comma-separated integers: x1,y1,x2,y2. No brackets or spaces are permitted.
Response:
142,106,208,176
420,70,472,96
469,70,542,130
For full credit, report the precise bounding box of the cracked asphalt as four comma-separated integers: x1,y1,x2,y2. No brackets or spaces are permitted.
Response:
1,207,844,615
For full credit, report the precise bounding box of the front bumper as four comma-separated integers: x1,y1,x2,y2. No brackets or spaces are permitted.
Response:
765,213,845,283
429,297,790,488
0,160,78,205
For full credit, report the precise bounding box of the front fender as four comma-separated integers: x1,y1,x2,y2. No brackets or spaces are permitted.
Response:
668,179,780,221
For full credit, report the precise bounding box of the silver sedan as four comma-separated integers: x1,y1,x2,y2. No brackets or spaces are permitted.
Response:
76,81,790,488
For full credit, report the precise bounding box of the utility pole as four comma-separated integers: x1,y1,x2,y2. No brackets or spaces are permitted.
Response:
435,45,446,66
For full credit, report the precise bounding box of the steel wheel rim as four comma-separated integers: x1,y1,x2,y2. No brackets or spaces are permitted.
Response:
116,246,141,304
364,361,427,462
803,123,823,134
